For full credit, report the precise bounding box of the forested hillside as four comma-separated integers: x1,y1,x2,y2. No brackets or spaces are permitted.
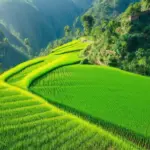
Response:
80,0,150,76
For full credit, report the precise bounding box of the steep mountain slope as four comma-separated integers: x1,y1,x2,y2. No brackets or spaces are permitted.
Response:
0,0,56,53
0,42,28,69
0,40,139,150
0,0,93,54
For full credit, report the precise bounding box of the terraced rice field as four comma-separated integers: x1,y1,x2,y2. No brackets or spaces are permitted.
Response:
30,64,150,146
52,40,88,54
1,81,138,150
0,40,148,149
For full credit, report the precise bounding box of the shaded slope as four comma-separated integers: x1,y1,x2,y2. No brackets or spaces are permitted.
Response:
0,0,56,52
0,42,28,70
0,0,93,53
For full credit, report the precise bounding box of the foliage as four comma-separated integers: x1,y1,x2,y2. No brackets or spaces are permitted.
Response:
64,25,71,37
83,0,150,76
81,15,95,35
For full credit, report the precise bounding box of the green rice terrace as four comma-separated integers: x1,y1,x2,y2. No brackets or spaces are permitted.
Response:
0,40,150,149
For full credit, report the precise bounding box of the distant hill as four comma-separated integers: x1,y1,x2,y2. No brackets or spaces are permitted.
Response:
0,0,92,54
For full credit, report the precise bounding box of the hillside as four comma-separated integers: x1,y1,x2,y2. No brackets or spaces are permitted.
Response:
0,40,149,149
83,0,150,76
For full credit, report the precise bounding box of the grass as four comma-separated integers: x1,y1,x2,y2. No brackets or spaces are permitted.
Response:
0,39,146,149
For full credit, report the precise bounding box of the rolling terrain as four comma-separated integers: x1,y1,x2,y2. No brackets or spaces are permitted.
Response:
0,40,149,149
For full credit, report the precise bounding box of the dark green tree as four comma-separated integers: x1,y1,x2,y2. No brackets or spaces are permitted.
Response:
75,28,81,38
82,15,95,35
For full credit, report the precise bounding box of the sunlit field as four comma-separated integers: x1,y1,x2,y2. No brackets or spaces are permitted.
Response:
0,40,148,149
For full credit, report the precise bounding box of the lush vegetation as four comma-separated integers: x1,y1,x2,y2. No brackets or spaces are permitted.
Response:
79,0,150,76
0,40,139,150
41,0,150,77
40,0,150,77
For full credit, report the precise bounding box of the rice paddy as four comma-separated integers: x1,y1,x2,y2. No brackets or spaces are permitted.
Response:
0,40,148,149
